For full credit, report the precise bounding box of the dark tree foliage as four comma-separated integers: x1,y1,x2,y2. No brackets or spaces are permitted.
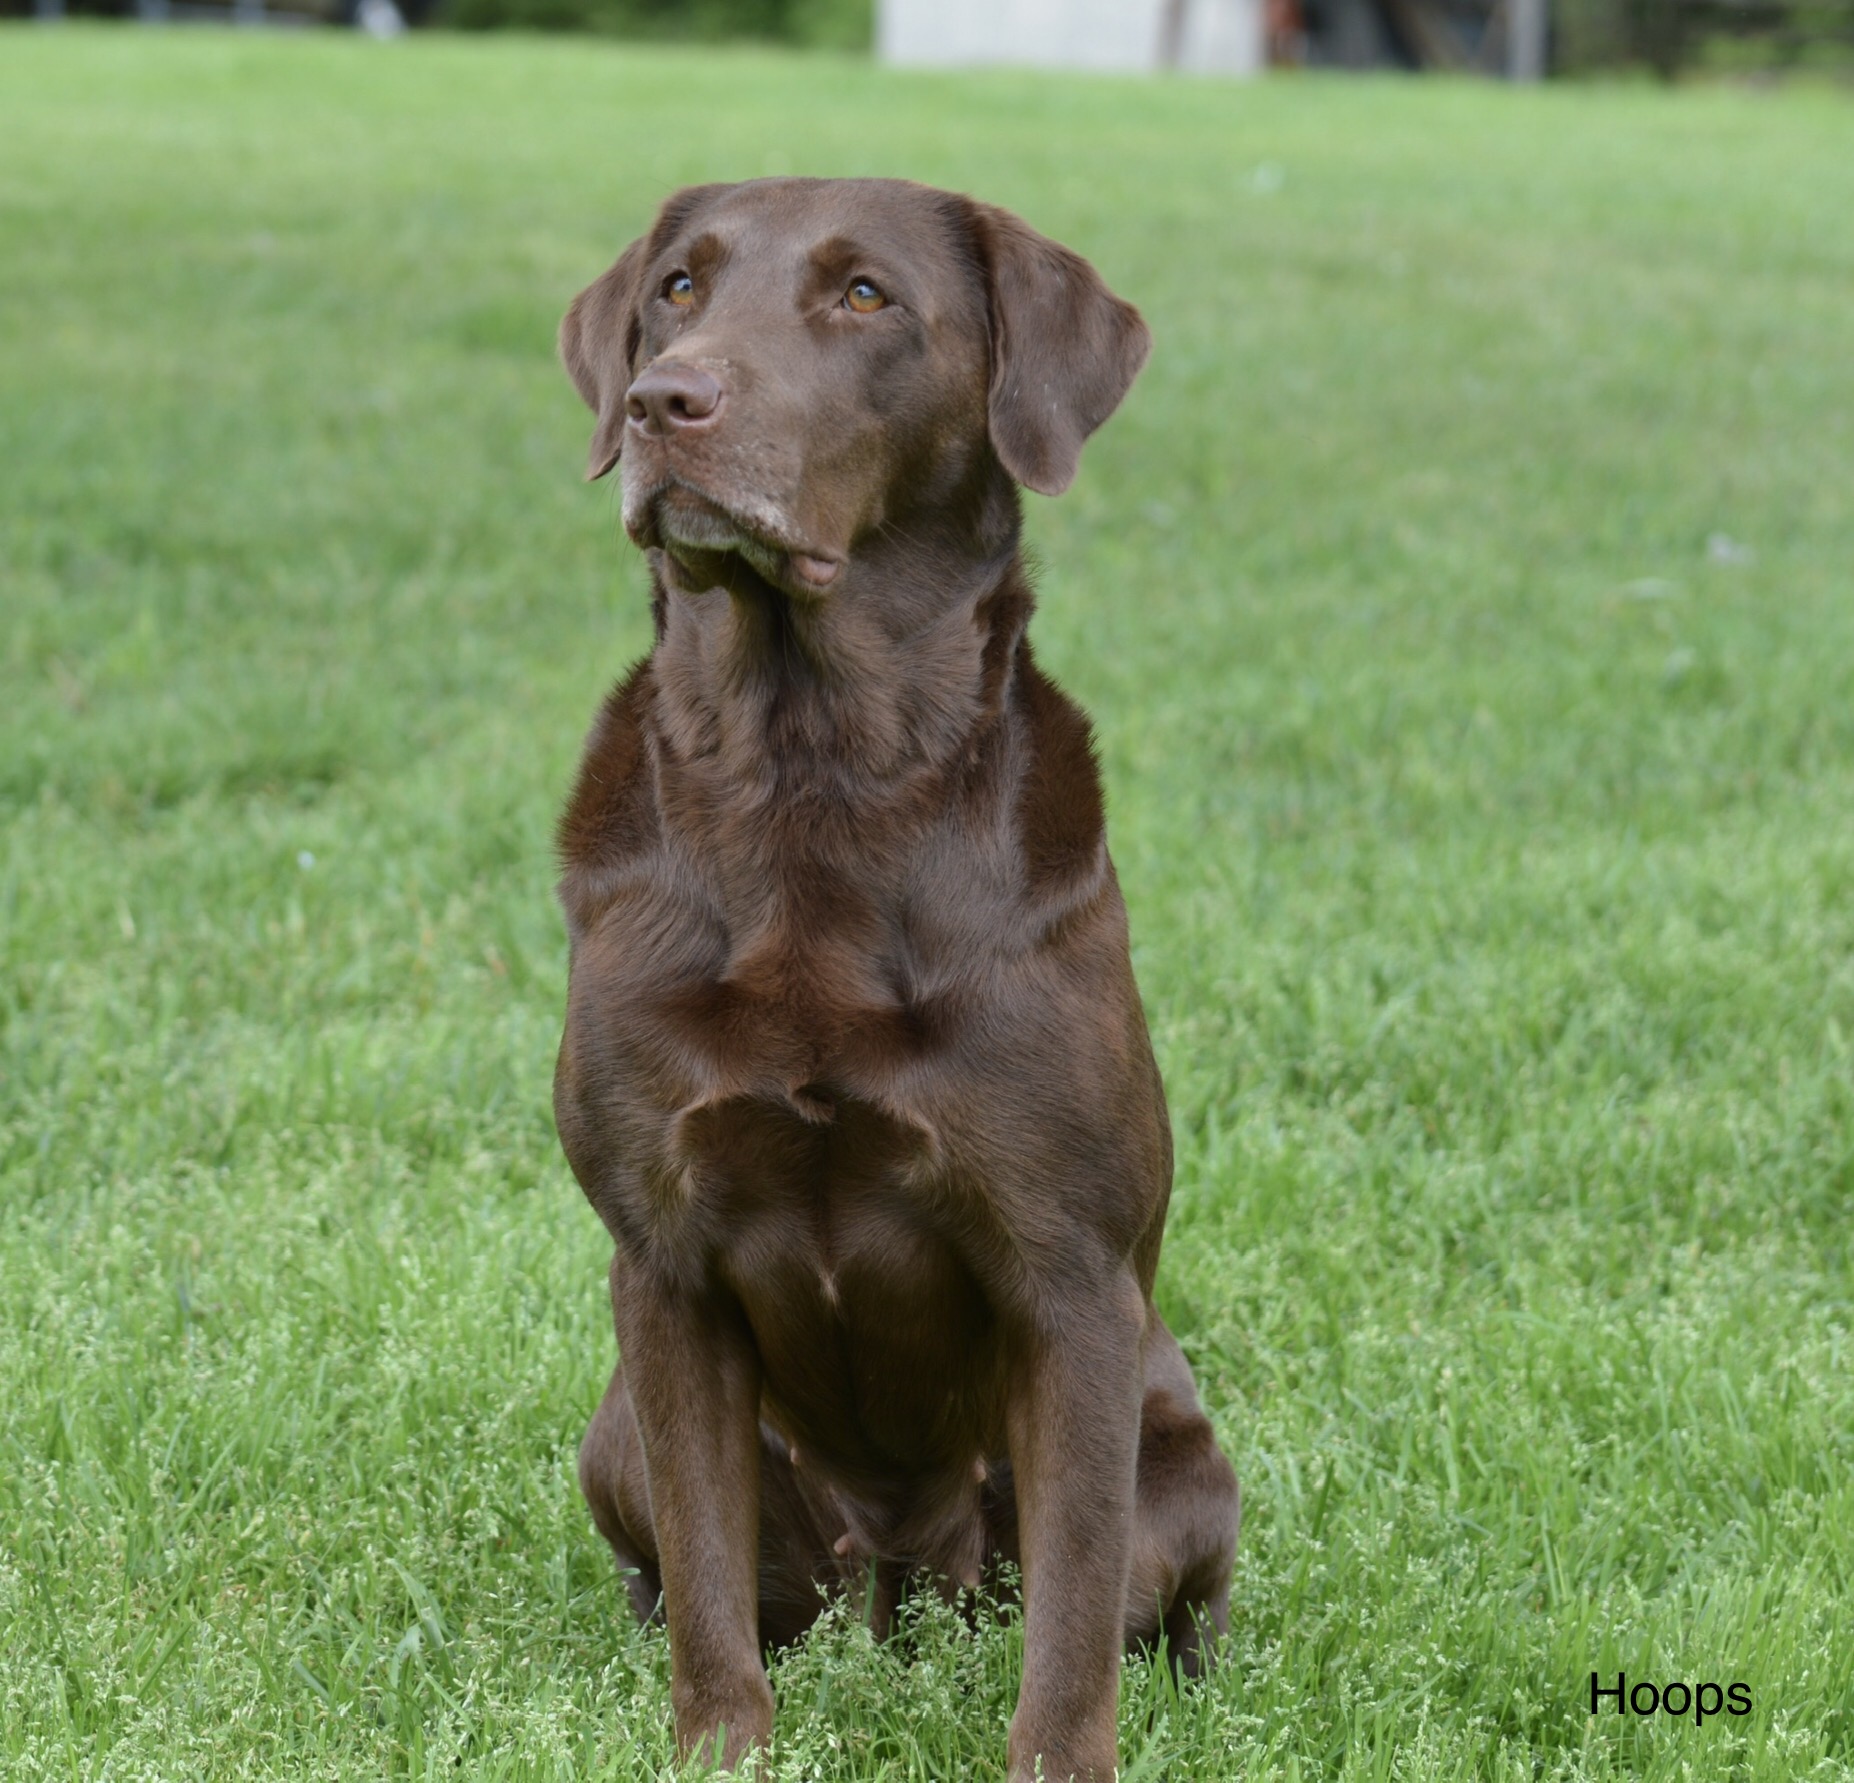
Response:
0,0,870,40
442,0,871,46
1554,0,1854,70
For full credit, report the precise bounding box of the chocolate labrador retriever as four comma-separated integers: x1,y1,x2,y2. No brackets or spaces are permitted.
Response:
553,178,1238,1782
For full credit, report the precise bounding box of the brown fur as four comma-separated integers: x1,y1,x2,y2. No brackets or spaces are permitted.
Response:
552,178,1239,1782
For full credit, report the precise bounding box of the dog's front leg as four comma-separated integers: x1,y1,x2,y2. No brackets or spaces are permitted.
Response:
1006,1272,1145,1783
613,1252,773,1768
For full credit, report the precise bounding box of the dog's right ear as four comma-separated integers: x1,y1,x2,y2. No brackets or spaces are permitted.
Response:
560,185,736,482
559,235,650,483
962,199,1152,499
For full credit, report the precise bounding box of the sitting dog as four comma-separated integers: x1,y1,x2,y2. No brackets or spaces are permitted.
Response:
552,177,1239,1783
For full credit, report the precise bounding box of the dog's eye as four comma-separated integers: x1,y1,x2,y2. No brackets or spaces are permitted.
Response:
844,279,887,314
665,273,695,307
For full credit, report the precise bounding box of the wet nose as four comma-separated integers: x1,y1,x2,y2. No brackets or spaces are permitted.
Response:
625,361,725,436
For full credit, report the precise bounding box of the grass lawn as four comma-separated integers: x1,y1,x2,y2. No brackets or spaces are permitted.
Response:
4,27,1853,1780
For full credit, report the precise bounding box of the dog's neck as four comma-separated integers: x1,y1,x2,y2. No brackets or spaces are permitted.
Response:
646,485,1030,795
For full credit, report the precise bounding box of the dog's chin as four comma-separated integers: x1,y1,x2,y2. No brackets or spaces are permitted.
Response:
654,540,786,605
631,484,843,601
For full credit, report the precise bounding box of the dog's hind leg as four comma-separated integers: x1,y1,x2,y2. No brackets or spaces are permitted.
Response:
1124,1318,1240,1679
579,1362,665,1626
581,1361,841,1650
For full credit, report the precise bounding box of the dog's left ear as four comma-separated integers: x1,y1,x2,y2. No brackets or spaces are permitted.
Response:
560,185,735,482
965,201,1152,498
560,235,650,482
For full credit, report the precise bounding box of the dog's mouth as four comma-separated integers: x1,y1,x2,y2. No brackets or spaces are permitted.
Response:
627,480,843,598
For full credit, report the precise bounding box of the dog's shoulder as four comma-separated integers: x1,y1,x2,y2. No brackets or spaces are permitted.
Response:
1010,645,1108,915
557,657,660,931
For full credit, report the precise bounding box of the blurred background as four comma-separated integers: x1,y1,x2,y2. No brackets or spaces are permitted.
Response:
9,0,1854,79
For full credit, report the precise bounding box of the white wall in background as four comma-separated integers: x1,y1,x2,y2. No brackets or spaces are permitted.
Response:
1174,0,1265,72
878,0,1263,76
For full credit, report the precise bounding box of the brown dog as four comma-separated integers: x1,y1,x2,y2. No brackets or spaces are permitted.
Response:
553,178,1238,1783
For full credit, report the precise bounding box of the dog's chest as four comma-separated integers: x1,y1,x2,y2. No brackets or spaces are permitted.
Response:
680,1087,1004,1470
572,831,949,1093
564,875,1008,1465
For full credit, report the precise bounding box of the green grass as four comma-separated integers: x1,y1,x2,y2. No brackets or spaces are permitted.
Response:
4,26,1853,1781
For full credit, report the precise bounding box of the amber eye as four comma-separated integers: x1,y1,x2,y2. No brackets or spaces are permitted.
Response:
666,273,694,307
844,279,886,314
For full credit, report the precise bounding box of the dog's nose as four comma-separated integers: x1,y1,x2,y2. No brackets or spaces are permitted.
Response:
626,361,725,436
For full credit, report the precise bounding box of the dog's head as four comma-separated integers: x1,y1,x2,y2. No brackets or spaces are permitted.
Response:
559,178,1150,601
